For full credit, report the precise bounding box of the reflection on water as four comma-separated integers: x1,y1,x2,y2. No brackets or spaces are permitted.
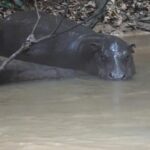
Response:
0,35,150,150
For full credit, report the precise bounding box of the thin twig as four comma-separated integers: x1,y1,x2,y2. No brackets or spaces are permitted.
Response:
0,42,31,71
26,0,41,42
0,0,40,71
0,0,108,71
30,0,41,35
35,0,69,43
50,0,69,36
0,0,69,71
55,0,109,35
35,0,108,43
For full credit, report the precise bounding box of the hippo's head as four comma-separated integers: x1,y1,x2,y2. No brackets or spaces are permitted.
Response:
81,35,135,80
92,35,135,80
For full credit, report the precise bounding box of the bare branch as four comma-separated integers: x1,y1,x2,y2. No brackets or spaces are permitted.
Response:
0,42,31,71
35,0,109,43
35,0,69,43
0,0,69,71
50,0,69,36
30,0,41,35
0,0,40,71
0,0,108,71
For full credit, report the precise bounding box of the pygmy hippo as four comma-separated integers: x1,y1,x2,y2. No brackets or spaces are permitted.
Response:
0,11,135,80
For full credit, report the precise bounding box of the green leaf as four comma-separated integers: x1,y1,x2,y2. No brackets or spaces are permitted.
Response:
0,0,14,9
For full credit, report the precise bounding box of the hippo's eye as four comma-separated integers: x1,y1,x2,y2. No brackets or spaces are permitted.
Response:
123,54,130,64
123,51,130,60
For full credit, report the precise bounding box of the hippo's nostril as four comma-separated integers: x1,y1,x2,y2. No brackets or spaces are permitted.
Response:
108,73,113,79
122,74,126,79
108,72,126,80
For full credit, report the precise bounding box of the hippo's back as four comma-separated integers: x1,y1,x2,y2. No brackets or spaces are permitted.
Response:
0,11,93,51
0,11,95,66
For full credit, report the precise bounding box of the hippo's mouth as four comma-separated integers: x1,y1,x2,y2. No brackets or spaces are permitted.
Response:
101,75,132,81
98,69,133,81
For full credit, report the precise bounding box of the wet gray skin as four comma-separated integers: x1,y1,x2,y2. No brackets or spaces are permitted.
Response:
0,11,135,81
93,35,136,80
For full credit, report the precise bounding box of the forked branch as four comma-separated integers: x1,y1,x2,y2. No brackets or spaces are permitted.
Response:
0,0,108,71
0,0,69,71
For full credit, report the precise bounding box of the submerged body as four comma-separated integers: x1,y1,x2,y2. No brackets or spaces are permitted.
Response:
0,58,85,84
0,11,135,80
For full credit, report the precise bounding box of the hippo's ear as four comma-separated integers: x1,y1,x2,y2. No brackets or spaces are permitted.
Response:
128,44,136,53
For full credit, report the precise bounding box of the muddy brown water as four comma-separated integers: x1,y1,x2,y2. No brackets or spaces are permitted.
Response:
0,34,150,150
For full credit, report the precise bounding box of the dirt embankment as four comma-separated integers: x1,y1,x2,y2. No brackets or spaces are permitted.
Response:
0,0,150,34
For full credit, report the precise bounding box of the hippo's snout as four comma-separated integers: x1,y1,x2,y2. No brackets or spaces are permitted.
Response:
108,71,126,80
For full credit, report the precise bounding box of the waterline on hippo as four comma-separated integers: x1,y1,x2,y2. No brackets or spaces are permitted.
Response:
0,58,87,84
0,11,135,81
